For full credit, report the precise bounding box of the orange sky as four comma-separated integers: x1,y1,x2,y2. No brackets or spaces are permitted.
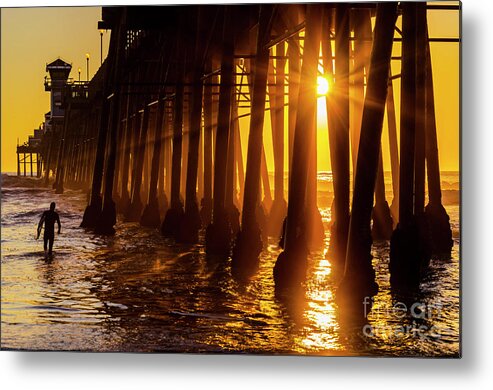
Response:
1,7,108,173
1,5,459,174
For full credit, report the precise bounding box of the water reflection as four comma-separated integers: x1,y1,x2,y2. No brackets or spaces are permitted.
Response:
1,177,460,356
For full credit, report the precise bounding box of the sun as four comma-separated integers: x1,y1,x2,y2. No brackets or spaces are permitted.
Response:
317,75,330,96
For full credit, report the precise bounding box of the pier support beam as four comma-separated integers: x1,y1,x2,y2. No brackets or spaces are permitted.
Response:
387,80,400,224
235,118,245,210
424,39,453,258
161,76,185,237
356,10,394,241
306,115,325,250
350,9,372,181
43,129,56,185
30,153,33,177
179,12,206,243
260,147,272,214
142,114,152,204
328,4,351,265
125,111,142,215
226,104,241,236
337,2,397,312
232,5,273,277
54,108,71,194
287,8,301,182
94,95,120,234
267,43,288,239
205,8,236,258
164,109,173,214
118,78,134,213
111,112,125,207
200,60,215,227
415,3,427,219
180,101,189,206
372,150,394,240
157,102,169,218
141,94,166,228
81,29,118,228
390,3,431,291
95,16,126,235
126,106,150,222
274,4,323,289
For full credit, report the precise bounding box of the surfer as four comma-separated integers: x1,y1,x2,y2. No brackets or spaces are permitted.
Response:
37,202,61,256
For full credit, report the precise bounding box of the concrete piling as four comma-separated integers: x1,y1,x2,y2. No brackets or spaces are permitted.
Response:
424,32,453,258
267,43,288,239
274,4,323,289
126,105,150,222
200,60,215,227
232,5,274,277
81,20,119,229
390,2,432,292
337,2,398,311
25,4,455,304
328,4,351,265
205,7,236,258
161,70,185,237
179,10,207,243
141,94,166,228
95,14,127,235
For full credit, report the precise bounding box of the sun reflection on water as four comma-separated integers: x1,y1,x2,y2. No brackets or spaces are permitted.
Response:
1,176,460,355
293,255,342,353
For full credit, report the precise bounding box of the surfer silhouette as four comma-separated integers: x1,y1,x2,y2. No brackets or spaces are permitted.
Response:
37,202,61,256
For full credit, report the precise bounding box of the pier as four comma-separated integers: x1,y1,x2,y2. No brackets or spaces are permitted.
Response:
25,2,458,313
16,128,43,177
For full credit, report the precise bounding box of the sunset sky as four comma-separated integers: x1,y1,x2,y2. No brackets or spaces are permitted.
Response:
1,4,459,174
1,7,108,173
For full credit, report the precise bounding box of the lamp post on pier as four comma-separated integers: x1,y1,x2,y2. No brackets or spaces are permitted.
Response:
86,53,90,81
78,67,81,82
99,30,103,65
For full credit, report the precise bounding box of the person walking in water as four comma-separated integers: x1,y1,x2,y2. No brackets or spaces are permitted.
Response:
37,202,61,255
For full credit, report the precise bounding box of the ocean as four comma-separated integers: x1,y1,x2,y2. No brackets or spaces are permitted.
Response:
0,172,460,355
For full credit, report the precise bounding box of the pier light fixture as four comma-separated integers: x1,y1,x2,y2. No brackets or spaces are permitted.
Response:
99,30,104,65
86,53,90,81
78,68,81,82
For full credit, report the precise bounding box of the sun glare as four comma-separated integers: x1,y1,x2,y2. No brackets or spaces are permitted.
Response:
317,76,330,96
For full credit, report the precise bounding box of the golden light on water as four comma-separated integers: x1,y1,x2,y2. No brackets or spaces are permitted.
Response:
317,75,330,96
297,284,340,352
314,258,332,279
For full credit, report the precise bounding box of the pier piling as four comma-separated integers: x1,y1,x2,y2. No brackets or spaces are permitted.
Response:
274,4,323,289
205,7,236,258
337,2,398,311
232,5,274,277
22,3,456,301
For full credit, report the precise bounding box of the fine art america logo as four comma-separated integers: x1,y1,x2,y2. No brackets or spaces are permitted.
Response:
362,296,446,340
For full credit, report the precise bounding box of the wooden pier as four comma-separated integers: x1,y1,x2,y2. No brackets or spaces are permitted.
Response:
27,2,459,313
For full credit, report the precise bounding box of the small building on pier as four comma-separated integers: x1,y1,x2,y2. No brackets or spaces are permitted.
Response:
16,126,43,177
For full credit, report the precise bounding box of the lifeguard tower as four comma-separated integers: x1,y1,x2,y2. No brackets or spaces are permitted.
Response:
45,58,72,119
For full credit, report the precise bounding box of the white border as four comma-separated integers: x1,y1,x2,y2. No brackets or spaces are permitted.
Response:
2,0,493,389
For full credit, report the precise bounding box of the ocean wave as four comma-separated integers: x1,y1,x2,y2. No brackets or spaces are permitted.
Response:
1,174,45,189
